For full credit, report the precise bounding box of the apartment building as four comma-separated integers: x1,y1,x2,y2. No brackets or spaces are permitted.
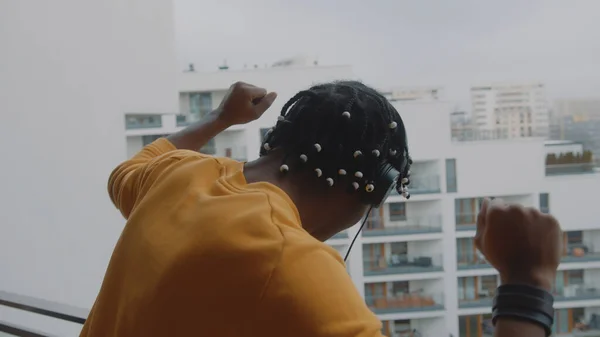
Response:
470,83,550,140
551,99,600,165
122,69,600,337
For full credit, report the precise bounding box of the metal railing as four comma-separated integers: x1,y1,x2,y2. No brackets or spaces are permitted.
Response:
365,292,444,314
0,290,87,337
363,215,442,237
125,114,162,129
363,254,442,276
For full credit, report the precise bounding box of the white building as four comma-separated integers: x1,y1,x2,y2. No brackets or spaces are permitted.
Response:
382,87,443,102
123,70,600,337
470,83,550,140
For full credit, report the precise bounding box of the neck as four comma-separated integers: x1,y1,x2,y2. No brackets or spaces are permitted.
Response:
243,153,342,241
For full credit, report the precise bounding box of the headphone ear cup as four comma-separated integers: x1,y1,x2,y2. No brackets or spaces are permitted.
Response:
360,163,399,207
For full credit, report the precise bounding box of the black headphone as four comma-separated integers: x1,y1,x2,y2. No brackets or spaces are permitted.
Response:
359,163,400,208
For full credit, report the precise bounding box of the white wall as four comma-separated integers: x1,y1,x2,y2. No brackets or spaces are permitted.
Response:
544,174,600,231
127,136,144,158
0,0,177,321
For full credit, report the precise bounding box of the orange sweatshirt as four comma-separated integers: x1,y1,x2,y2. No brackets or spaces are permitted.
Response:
81,138,384,337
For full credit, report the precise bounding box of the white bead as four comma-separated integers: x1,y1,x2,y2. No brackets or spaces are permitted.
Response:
277,116,285,121
365,184,375,192
338,169,347,176
352,182,360,190
389,121,397,129
342,111,351,118
263,143,271,151
299,154,308,162
279,164,289,173
389,149,397,156
401,177,408,184
372,149,380,157
353,150,362,158
326,178,334,186
315,168,322,177
354,171,363,178
314,143,322,152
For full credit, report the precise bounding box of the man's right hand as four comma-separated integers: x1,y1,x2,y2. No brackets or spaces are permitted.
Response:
474,198,563,291
216,82,277,127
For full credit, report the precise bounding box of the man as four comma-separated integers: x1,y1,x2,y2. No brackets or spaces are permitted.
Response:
82,82,562,337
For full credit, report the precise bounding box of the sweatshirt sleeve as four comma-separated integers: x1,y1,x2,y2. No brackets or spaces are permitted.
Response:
255,235,385,337
107,138,201,219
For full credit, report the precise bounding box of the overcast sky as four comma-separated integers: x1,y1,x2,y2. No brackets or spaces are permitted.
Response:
174,0,600,108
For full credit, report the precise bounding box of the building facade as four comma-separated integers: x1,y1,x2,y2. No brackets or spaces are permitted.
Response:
125,69,600,337
551,99,600,165
470,83,550,140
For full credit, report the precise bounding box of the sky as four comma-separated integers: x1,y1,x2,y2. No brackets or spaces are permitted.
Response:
174,0,600,109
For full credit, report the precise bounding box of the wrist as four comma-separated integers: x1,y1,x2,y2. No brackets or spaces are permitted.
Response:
500,271,555,292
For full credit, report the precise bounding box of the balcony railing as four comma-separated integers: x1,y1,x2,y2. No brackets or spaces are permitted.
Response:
363,254,442,276
457,284,496,308
125,114,162,129
554,284,600,302
563,243,600,263
0,290,87,336
455,212,478,231
408,175,441,194
362,215,442,237
366,292,444,314
330,231,349,240
457,251,490,270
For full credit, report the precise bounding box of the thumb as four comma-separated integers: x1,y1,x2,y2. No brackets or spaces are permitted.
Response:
253,92,277,114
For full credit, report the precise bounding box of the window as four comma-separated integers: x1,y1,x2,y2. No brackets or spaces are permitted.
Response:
446,158,457,192
567,231,583,244
567,270,584,285
389,202,406,221
455,198,483,225
142,134,169,146
189,92,212,120
259,128,271,142
539,193,549,213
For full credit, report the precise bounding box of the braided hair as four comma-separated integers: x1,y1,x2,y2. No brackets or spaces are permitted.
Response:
260,81,411,195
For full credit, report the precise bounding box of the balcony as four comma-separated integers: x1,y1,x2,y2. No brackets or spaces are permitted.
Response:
455,212,478,231
363,254,442,276
546,151,596,176
366,292,444,314
555,284,600,302
563,243,600,263
362,215,442,237
457,275,498,308
125,114,162,129
408,175,441,195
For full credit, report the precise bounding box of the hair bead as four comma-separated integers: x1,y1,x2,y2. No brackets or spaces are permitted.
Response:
326,178,334,186
299,154,308,162
365,184,375,192
263,143,271,151
315,168,323,177
401,177,409,184
372,149,380,157
389,121,397,129
342,111,351,119
338,169,347,176
389,149,397,156
353,150,362,158
314,143,322,152
279,164,289,173
354,171,363,178
352,182,360,190
277,116,285,121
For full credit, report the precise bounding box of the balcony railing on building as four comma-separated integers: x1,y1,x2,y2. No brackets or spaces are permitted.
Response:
546,151,596,176
364,254,442,276
455,212,478,231
554,284,600,302
573,313,600,337
456,250,490,270
125,114,162,129
366,291,443,314
362,215,442,237
330,230,349,240
458,288,496,308
563,243,600,263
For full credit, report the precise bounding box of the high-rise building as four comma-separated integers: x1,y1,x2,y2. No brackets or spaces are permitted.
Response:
122,70,600,337
470,83,550,139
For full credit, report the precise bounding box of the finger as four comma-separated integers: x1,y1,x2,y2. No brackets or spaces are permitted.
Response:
253,92,277,114
475,198,490,250
243,84,268,99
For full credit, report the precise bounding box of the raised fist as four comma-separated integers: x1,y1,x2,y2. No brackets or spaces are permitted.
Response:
216,82,277,126
474,198,563,291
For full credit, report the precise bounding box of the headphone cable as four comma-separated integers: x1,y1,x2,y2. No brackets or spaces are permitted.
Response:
343,206,373,262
